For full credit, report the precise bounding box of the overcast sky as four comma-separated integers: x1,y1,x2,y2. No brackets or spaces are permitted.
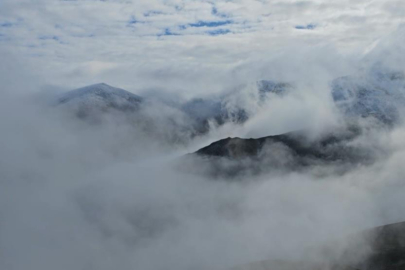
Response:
0,0,404,94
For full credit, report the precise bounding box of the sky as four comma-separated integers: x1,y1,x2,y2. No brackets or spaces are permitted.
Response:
0,0,404,95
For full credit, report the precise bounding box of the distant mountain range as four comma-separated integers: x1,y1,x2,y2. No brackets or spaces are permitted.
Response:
189,70,405,174
56,69,405,130
55,71,404,169
55,80,293,134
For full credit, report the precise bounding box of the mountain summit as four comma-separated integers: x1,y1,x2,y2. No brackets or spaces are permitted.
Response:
58,83,143,113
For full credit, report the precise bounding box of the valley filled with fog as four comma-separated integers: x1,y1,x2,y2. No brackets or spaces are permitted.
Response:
1,1,405,269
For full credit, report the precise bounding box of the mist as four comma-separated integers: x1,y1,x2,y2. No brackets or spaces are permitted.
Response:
1,2,405,269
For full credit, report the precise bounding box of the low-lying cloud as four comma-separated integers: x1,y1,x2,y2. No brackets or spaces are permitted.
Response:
1,4,405,270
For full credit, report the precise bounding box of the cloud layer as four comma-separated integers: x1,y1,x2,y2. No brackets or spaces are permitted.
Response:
1,0,404,93
1,1,405,270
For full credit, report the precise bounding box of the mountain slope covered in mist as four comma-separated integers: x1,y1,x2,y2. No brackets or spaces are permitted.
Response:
359,221,405,269
55,80,290,134
56,70,405,135
194,129,366,161
233,221,405,270
188,126,382,178
332,70,405,124
58,83,143,113
194,132,354,160
332,71,405,124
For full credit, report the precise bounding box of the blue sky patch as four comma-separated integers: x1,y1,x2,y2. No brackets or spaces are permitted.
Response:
0,22,13,27
144,11,164,17
189,20,232,28
207,29,231,36
127,16,142,26
72,33,95,38
39,35,60,41
211,7,219,15
158,28,181,37
295,24,316,30
211,7,228,18
128,16,138,24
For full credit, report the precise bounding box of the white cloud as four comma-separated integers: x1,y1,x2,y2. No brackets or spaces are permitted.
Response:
0,0,404,92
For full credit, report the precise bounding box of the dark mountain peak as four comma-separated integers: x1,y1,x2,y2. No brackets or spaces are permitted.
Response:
193,128,368,172
196,135,268,158
195,132,314,159
232,221,405,270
